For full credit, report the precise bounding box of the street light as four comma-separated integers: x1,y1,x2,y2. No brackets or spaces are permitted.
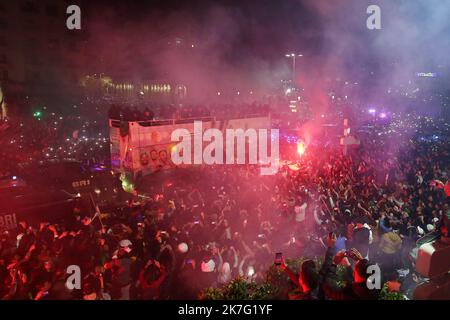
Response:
285,53,303,84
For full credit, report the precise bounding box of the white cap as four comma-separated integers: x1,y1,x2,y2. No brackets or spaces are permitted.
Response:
120,239,132,248
177,242,188,253
201,259,216,272
426,224,435,232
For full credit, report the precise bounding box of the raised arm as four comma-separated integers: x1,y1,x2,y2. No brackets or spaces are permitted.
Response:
280,260,299,287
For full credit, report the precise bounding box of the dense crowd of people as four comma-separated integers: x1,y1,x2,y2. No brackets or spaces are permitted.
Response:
0,99,274,179
108,102,272,122
0,105,110,178
0,110,449,300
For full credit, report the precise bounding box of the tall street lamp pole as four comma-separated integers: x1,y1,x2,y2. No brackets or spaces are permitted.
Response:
285,53,302,85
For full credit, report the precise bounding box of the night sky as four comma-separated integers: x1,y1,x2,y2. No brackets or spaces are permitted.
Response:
6,0,449,101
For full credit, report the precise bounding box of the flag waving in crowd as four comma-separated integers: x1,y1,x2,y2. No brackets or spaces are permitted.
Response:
430,179,450,197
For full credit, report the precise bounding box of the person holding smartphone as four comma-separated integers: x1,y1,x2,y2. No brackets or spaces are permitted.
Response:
319,233,380,300
276,253,319,300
